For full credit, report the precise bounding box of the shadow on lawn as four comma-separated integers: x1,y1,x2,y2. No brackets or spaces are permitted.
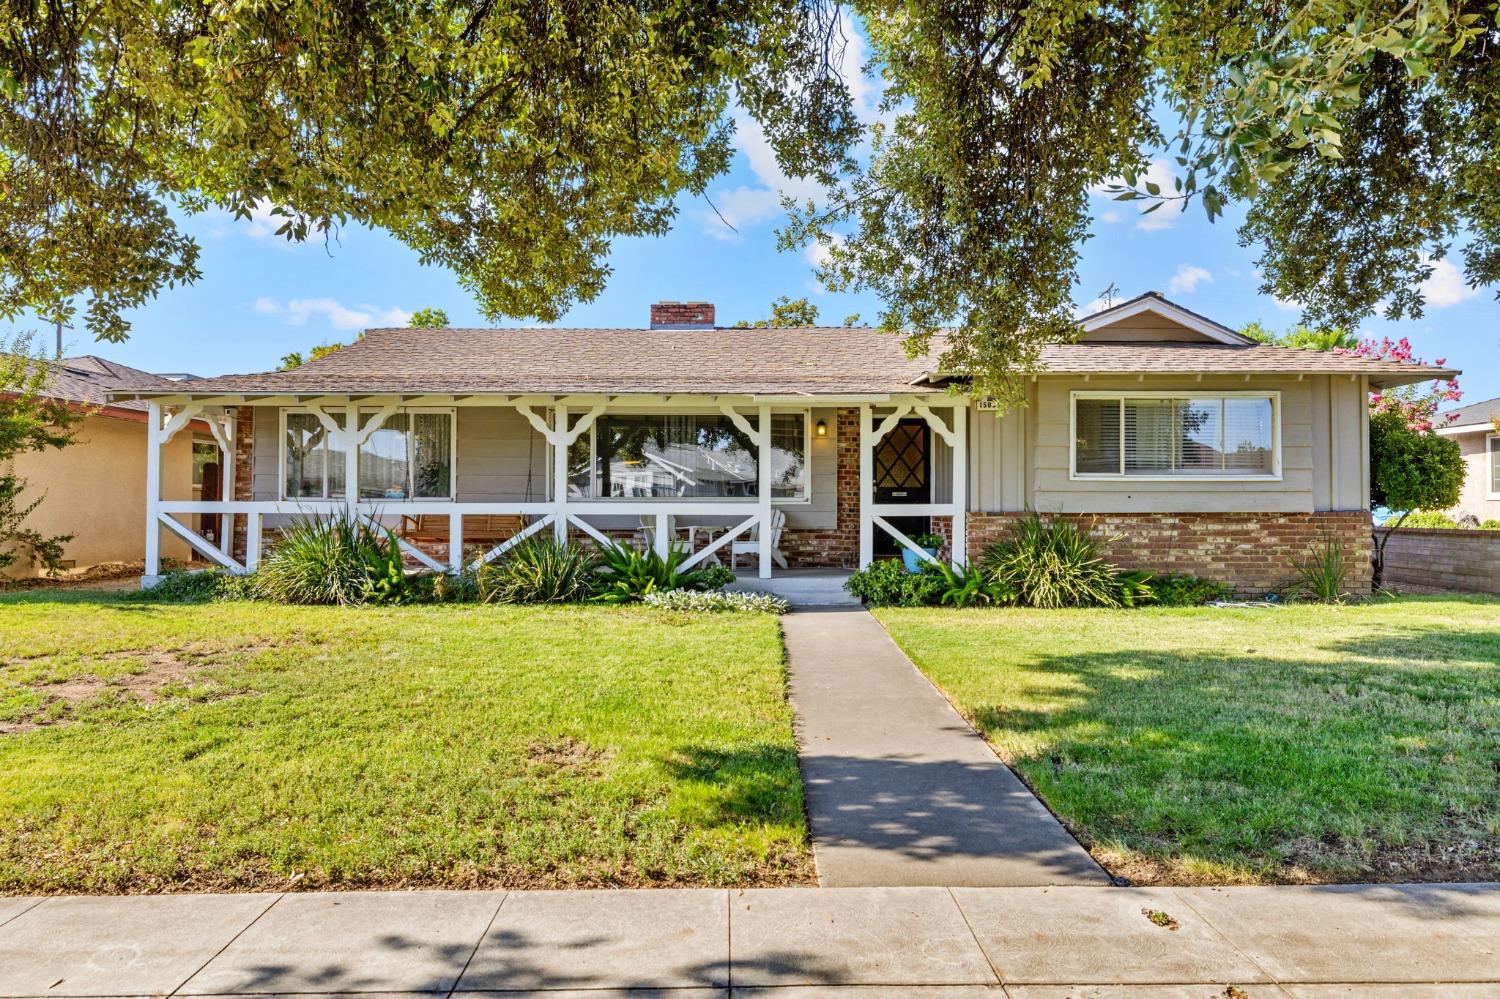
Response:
948,635,1500,885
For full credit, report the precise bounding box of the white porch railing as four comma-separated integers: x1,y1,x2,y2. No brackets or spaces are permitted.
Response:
151,500,768,576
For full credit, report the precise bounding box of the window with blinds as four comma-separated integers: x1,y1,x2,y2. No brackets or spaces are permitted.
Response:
1073,394,1277,478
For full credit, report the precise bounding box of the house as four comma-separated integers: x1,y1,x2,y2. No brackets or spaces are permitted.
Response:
4,357,223,580
109,293,1458,595
1436,396,1500,523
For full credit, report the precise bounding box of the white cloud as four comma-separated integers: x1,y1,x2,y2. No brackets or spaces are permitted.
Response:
1097,210,1123,224
1090,159,1188,231
1167,264,1212,295
1272,294,1304,312
1419,257,1478,308
254,297,410,331
1074,297,1113,318
700,12,882,239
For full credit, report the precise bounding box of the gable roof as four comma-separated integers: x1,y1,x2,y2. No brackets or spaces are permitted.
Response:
106,295,1458,401
1079,291,1254,345
1436,395,1500,434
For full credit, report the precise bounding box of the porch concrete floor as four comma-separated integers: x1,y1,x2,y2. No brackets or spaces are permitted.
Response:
728,568,860,607
782,608,1109,887
2,883,1498,995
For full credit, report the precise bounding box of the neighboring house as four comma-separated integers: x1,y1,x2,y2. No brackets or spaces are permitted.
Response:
110,293,1457,594
2,357,220,580
1436,395,1500,522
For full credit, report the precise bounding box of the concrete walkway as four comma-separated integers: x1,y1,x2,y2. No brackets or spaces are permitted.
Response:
2,883,1498,996
782,608,1107,887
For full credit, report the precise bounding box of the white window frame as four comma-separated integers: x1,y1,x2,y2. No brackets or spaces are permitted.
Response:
1069,390,1283,482
1487,433,1500,500
278,406,459,501
357,407,458,501
571,409,812,504
278,406,348,501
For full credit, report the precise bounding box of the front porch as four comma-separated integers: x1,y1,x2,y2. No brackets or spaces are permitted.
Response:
137,393,970,583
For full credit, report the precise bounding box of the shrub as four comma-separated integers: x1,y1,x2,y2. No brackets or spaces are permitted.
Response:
1114,570,1155,608
1398,510,1459,529
642,589,789,613
1287,533,1355,603
927,560,1015,608
1482,520,1500,530
979,513,1124,608
911,532,945,550
591,542,728,603
1147,573,1231,606
251,513,400,606
478,536,598,604
132,569,253,603
845,558,944,606
430,569,481,603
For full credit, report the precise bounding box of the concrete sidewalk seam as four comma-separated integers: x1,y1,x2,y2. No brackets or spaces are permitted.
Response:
948,885,1004,986
0,896,43,932
167,891,284,997
445,889,510,998
1168,884,1282,988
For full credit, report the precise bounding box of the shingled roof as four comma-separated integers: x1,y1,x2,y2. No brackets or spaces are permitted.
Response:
1438,395,1500,430
31,356,185,412
106,322,1456,401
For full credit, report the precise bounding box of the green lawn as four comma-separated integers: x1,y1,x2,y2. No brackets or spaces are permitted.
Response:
876,597,1500,885
0,592,811,892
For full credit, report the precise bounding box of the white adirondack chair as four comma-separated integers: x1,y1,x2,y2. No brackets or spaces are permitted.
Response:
731,508,788,570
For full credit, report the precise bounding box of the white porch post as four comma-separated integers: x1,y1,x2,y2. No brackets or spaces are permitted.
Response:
952,402,968,568
757,404,772,579
449,512,464,572
144,402,163,577
343,403,359,520
553,404,569,543
858,404,873,567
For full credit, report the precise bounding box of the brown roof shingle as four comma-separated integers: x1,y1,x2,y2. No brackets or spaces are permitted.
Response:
107,326,1456,399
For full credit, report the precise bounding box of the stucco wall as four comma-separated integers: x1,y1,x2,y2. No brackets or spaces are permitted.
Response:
3,413,194,578
1448,430,1500,522
968,373,1369,514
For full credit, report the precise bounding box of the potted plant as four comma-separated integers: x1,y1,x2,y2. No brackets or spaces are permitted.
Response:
902,532,946,573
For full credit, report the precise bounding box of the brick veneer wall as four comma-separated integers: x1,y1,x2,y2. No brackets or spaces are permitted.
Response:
230,405,254,563
780,407,861,568
1383,527,1500,595
966,510,1374,596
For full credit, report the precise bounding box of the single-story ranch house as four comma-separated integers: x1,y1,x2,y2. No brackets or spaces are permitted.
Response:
110,293,1457,595
1437,395,1499,523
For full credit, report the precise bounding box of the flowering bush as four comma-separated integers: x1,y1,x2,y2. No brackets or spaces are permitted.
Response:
1335,336,1461,432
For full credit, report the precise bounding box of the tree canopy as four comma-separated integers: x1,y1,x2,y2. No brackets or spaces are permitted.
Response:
0,336,81,574
4,2,1495,403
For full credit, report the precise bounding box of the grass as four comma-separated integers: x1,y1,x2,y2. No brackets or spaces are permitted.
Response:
0,591,811,893
875,596,1500,885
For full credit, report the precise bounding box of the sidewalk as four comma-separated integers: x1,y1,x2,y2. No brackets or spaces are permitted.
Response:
2,883,1497,996
782,608,1106,887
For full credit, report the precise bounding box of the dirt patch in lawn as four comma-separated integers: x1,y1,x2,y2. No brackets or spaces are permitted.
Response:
1,642,280,735
525,736,615,780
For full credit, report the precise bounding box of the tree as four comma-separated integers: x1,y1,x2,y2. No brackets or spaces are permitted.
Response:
734,296,821,328
1342,336,1462,434
0,337,81,575
1368,408,1464,588
1238,322,1359,351
277,342,345,372
6,3,1497,401
408,308,450,328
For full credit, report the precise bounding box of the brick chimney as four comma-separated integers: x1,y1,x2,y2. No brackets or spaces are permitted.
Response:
649,301,715,329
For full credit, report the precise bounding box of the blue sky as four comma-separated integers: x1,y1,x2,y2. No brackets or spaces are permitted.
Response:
41,44,1500,405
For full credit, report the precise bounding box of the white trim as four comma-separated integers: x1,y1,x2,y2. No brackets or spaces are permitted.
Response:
1487,433,1500,500
1067,390,1283,482
1436,421,1498,436
1078,295,1253,344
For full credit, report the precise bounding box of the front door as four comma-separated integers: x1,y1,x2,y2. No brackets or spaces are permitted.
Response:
873,419,930,558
